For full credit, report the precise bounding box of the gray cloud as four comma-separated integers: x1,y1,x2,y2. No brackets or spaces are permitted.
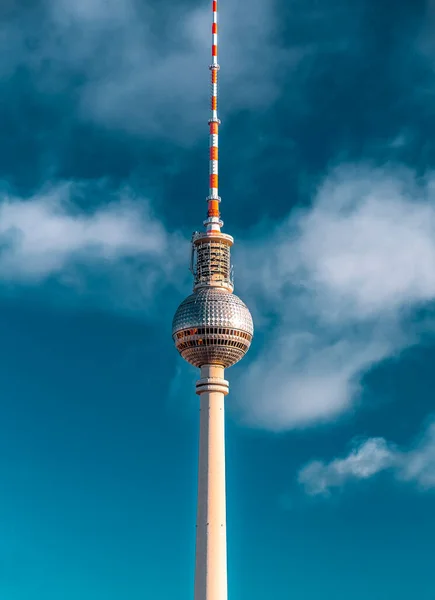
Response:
234,165,435,430
298,417,435,495
0,0,288,142
75,0,288,139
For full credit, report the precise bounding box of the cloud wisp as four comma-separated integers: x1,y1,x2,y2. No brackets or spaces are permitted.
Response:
298,416,435,496
73,0,286,139
0,182,193,317
0,0,287,141
0,183,170,281
235,165,435,431
0,187,161,280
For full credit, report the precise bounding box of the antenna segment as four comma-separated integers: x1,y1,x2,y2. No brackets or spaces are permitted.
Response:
205,0,222,233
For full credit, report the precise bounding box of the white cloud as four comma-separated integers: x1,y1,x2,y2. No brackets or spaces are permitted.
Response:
235,165,435,430
298,438,396,496
298,417,435,495
236,333,392,431
0,182,177,282
293,167,435,320
398,421,435,489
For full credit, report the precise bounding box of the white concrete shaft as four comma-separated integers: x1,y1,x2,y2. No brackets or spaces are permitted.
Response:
194,364,229,600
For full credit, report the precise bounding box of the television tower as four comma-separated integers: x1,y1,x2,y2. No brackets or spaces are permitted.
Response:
172,1,254,599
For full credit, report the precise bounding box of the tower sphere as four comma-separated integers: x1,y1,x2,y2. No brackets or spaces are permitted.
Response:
172,287,253,368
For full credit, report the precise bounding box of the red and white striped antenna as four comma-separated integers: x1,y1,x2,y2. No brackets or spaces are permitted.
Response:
204,0,222,234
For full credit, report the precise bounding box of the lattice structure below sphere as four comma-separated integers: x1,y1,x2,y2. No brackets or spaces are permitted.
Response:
172,288,254,368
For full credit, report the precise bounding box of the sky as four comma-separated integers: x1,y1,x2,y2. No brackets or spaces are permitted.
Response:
0,0,435,598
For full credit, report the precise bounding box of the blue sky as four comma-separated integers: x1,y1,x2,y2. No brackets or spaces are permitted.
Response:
0,0,435,598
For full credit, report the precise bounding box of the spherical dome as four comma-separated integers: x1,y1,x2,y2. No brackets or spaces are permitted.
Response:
172,288,253,368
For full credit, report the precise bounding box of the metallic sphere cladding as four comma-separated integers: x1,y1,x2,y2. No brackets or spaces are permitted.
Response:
172,288,253,368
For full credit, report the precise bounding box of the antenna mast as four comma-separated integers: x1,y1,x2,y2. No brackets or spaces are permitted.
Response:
205,0,222,233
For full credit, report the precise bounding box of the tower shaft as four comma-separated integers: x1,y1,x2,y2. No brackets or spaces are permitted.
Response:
195,365,229,600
